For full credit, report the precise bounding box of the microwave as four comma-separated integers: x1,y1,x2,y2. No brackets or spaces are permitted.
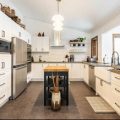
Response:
0,39,11,53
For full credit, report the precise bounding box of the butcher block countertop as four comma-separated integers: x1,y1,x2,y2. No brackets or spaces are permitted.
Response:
44,66,69,72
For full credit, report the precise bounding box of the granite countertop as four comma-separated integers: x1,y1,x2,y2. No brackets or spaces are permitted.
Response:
32,61,83,63
83,62,111,67
32,61,111,67
108,69,120,74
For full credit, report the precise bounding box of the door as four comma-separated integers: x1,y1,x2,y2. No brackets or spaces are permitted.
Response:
22,40,27,64
12,38,27,66
91,36,98,59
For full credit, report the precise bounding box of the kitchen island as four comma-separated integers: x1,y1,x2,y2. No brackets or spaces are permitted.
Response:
44,66,69,106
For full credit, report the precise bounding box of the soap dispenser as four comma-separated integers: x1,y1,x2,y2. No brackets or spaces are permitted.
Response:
103,54,108,64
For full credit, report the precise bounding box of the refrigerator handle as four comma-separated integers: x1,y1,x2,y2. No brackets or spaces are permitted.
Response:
10,42,14,54
14,65,27,70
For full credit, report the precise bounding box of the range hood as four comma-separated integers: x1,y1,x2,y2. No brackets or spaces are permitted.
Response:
50,31,64,47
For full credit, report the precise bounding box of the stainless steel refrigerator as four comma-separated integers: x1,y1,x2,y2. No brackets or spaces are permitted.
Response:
11,37,27,99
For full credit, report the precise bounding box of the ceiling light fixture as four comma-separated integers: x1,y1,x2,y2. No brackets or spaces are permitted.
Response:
52,0,64,31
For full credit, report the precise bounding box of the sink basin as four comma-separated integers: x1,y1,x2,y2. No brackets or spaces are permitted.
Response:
112,65,120,70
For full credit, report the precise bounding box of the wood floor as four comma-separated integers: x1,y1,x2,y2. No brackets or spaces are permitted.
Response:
0,81,120,119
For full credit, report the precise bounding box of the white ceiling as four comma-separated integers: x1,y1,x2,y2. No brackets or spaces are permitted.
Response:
11,0,120,32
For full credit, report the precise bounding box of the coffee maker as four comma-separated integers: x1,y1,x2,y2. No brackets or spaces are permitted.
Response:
70,55,74,62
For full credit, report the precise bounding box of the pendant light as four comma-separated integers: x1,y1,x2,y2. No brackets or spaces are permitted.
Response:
52,0,64,31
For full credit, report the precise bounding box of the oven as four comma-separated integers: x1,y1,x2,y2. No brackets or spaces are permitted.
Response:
27,44,31,62
0,39,11,53
27,61,31,73
27,44,32,73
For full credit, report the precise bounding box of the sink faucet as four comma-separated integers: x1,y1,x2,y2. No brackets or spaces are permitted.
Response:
111,51,119,65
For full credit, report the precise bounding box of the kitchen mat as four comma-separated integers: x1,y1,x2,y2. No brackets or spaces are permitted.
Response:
86,96,115,113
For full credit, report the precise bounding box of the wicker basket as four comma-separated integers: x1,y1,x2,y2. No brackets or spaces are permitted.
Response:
19,23,26,29
12,16,21,24
0,3,2,11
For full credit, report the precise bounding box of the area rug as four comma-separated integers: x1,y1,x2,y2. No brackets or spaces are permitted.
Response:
86,96,115,113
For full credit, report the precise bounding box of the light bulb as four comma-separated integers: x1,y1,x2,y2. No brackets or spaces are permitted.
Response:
54,26,63,31
53,22,63,27
52,14,64,22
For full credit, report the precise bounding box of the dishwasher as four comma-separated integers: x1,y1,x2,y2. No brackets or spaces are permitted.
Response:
89,65,96,91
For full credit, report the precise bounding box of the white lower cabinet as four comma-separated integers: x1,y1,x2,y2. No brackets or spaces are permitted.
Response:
31,63,83,81
96,72,120,115
110,73,120,115
96,78,111,103
95,67,111,83
31,63,49,81
0,69,11,107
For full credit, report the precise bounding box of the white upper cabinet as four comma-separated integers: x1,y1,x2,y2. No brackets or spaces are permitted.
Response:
0,11,31,44
0,11,11,42
32,37,49,52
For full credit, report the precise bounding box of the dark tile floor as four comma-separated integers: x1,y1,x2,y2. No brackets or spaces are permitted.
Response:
0,81,120,119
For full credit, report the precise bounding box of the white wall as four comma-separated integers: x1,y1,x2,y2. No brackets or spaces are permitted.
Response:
24,18,91,62
91,13,120,62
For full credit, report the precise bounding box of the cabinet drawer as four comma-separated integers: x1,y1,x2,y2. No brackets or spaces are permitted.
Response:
0,81,7,96
0,89,8,107
112,84,120,98
111,73,120,87
95,67,111,83
0,54,11,70
111,94,120,115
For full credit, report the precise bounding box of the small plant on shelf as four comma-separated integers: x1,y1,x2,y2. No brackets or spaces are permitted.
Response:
77,37,86,42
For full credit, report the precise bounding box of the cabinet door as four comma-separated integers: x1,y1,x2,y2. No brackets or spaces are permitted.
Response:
32,37,49,52
71,64,82,80
32,38,38,52
0,12,11,41
0,54,11,70
31,64,43,80
83,64,89,84
42,37,49,52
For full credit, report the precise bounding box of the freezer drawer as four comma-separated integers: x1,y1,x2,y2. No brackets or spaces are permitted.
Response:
12,65,27,99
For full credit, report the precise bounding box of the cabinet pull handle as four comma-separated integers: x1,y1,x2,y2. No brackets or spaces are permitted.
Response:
19,32,21,37
0,73,5,76
0,83,5,86
100,80,103,86
1,62,5,69
115,88,120,93
115,102,120,109
1,30,5,37
0,95,5,100
115,77,120,80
